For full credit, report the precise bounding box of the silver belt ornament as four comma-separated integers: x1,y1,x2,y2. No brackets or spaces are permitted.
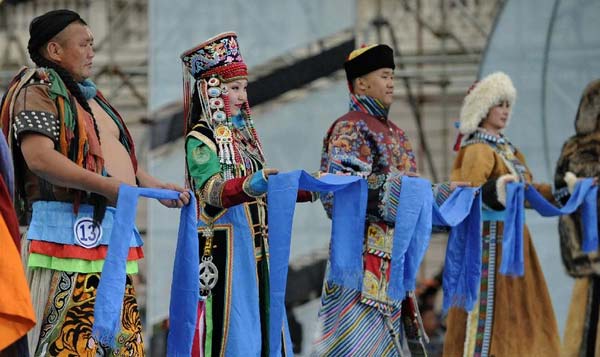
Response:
199,225,219,295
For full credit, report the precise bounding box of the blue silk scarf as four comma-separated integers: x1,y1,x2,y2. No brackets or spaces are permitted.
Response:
433,187,482,312
501,179,598,276
388,177,433,300
267,170,367,357
92,185,198,356
390,179,482,311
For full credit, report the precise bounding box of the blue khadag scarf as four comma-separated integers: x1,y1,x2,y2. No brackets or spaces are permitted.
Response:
389,179,482,309
267,170,367,357
388,177,433,300
432,187,482,312
92,185,198,356
501,179,598,276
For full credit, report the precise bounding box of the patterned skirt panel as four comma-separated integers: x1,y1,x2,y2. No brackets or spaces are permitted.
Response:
465,221,497,357
313,281,402,356
34,270,144,357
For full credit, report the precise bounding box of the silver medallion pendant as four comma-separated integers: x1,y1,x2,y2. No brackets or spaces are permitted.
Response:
199,256,218,295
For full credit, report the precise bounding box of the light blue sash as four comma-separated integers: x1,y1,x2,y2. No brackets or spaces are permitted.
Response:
199,204,264,356
481,208,506,222
92,185,198,356
501,179,598,276
267,170,367,357
27,201,142,247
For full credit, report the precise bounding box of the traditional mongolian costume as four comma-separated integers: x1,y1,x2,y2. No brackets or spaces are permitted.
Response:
443,72,561,356
181,32,313,357
556,79,600,357
0,10,143,356
315,44,448,356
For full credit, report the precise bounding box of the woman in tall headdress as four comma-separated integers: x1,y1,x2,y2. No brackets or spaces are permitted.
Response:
555,79,600,357
444,72,561,356
181,32,315,356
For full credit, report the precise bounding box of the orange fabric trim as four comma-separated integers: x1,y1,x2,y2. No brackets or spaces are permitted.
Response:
29,240,144,261
0,214,35,350
75,104,87,168
57,97,69,155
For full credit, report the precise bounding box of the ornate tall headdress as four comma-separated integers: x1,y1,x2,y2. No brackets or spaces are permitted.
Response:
181,32,264,180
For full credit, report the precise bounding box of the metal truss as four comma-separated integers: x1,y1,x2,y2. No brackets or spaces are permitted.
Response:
357,0,505,181
0,0,148,120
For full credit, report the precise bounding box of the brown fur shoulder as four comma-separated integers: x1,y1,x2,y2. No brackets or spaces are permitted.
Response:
556,132,600,277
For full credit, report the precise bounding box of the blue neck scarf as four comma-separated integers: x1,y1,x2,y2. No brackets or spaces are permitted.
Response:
78,79,97,100
501,179,598,276
433,187,482,312
92,185,198,356
267,170,367,357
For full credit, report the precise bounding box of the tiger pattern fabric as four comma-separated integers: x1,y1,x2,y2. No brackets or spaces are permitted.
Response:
34,271,143,356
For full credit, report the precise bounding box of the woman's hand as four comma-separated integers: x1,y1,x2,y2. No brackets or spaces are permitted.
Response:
262,168,279,179
450,181,471,190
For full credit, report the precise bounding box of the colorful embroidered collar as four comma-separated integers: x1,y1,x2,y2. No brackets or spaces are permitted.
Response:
349,93,389,119
463,129,507,145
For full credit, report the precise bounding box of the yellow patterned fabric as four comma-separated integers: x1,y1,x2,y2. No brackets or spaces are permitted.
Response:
34,270,143,356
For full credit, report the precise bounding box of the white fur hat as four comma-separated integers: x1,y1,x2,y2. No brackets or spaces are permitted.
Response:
459,71,517,135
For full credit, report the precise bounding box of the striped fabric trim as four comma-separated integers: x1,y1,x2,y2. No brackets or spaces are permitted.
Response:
471,222,497,357
349,94,389,119
365,248,391,259
313,282,402,356
28,253,139,274
380,173,402,222
29,240,144,261
433,182,452,207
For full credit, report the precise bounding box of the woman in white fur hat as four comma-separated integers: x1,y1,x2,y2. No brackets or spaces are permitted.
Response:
443,72,561,356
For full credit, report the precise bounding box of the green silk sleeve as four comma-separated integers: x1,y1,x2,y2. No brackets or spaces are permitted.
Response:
186,136,221,190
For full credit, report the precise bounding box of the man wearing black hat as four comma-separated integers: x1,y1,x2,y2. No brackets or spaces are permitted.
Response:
315,44,447,356
0,9,189,355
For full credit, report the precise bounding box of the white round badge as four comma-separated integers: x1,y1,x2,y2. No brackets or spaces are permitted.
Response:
73,217,103,248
